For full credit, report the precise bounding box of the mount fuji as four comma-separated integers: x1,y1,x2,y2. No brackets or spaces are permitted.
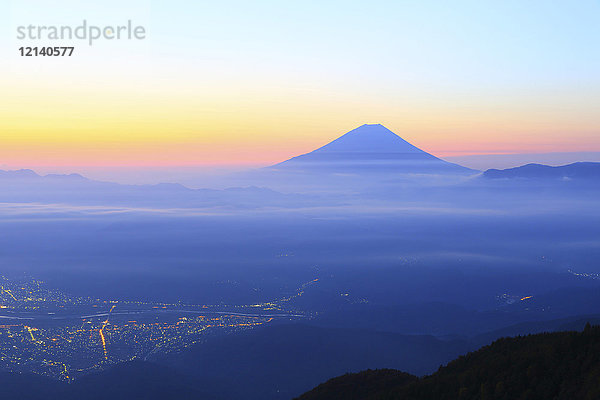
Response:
269,124,476,175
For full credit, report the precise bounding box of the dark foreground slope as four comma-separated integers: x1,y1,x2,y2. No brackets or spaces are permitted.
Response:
298,324,600,400
296,369,418,400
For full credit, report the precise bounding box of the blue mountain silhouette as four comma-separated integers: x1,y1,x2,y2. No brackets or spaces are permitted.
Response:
270,124,475,175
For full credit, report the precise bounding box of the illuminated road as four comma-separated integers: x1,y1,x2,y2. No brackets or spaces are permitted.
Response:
99,304,117,360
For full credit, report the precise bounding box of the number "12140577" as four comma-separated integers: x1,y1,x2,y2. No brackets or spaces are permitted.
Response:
19,47,74,56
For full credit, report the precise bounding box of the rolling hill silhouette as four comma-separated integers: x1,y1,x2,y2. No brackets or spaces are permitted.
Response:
484,162,600,180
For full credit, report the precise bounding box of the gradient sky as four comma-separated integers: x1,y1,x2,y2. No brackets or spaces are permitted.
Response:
1,0,599,173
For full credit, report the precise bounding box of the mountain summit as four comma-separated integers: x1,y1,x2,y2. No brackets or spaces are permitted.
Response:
271,124,475,175
307,124,427,155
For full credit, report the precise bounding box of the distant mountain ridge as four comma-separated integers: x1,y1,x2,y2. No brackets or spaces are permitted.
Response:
0,169,89,181
270,124,476,175
0,168,314,209
484,162,600,179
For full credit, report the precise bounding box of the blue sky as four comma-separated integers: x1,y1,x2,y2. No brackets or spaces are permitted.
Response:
1,0,599,179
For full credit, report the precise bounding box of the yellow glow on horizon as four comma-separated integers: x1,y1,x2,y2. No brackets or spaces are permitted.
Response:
2,78,599,167
2,0,600,169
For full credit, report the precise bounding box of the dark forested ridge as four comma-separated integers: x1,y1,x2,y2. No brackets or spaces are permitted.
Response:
297,324,600,400
295,369,418,400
